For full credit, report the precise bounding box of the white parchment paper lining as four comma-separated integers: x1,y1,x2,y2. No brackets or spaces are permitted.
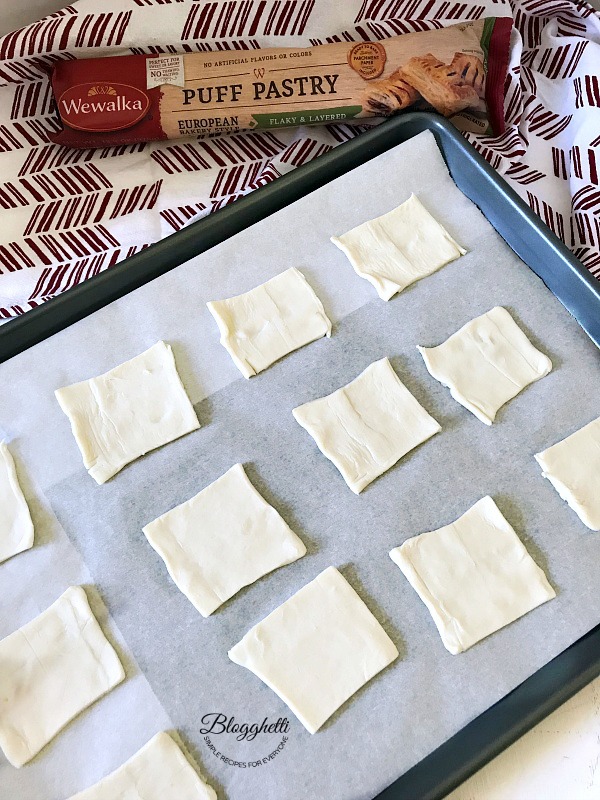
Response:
1,131,599,800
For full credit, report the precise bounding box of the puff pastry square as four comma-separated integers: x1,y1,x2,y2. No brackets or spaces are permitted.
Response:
56,341,199,484
293,357,441,494
331,194,465,301
207,267,332,378
143,463,306,617
535,416,600,531
67,732,216,800
0,586,124,767
0,441,34,564
390,496,555,654
418,307,552,425
229,566,398,733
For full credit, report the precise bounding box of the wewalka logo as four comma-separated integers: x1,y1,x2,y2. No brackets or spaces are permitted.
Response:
200,712,290,768
58,82,150,133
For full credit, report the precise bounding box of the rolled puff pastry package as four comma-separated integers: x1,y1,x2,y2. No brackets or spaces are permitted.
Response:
48,18,512,149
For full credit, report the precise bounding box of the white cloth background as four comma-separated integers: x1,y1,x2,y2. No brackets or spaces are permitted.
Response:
1,4,600,799
0,0,598,318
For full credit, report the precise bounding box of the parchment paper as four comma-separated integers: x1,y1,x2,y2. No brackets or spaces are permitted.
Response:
1,130,600,800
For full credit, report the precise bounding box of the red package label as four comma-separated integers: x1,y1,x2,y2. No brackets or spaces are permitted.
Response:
58,82,151,133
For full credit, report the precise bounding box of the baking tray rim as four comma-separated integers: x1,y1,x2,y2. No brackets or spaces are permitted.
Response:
2,111,600,800
2,112,600,362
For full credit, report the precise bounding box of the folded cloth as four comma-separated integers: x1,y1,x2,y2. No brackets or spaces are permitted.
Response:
0,0,598,318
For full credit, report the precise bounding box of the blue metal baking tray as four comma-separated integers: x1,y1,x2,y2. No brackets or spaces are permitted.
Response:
1,112,599,799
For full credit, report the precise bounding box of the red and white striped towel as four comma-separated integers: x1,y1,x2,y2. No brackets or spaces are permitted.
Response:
0,0,599,318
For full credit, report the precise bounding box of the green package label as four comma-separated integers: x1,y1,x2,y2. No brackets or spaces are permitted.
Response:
251,106,363,128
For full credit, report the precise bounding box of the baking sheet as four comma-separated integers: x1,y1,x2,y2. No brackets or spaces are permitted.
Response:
1,130,600,800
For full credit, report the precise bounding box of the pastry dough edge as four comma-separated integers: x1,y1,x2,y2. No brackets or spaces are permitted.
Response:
417,345,495,425
142,518,222,617
228,641,322,734
534,452,600,531
67,731,218,800
389,545,464,654
206,299,256,378
330,235,400,301
0,441,34,563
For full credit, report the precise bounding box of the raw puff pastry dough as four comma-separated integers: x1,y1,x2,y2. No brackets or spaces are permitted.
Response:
0,586,124,768
55,341,199,484
389,496,555,654
331,194,466,301
535,415,600,531
143,463,306,617
229,566,398,733
0,441,34,563
67,732,216,800
292,357,441,494
418,306,552,425
207,267,332,378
